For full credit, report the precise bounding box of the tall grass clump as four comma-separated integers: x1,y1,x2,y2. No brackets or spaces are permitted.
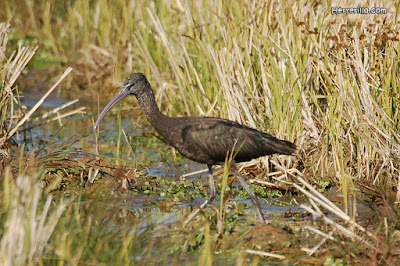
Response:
0,166,68,265
0,22,37,150
0,21,79,153
0,21,82,264
133,0,400,220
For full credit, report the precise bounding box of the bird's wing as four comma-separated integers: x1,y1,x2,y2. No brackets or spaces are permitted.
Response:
181,119,273,163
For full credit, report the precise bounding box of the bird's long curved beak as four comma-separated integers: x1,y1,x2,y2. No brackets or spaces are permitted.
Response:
94,86,130,131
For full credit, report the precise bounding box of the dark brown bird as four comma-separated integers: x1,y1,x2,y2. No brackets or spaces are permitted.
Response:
95,73,296,226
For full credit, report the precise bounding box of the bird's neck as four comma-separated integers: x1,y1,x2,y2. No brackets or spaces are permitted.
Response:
135,87,168,129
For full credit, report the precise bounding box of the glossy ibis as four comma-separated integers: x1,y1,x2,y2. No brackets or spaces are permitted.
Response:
95,73,296,226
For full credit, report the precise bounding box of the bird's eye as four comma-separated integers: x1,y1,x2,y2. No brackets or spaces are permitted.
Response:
124,83,134,90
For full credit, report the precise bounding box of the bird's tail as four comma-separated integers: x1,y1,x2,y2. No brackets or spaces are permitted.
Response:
266,137,297,155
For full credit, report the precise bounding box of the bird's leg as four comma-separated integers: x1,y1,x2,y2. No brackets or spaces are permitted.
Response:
231,164,266,224
183,165,216,227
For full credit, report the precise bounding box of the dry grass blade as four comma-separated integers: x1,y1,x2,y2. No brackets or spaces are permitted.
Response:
246,249,286,260
299,204,365,243
304,226,335,241
6,67,73,140
38,99,80,120
3,45,38,101
28,107,86,129
301,228,334,256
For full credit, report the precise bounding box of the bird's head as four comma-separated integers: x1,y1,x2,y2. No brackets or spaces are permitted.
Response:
94,73,149,131
122,72,149,96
